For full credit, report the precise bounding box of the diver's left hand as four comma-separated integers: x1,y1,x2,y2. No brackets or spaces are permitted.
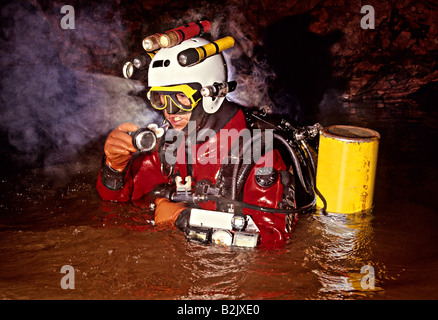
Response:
154,197,187,226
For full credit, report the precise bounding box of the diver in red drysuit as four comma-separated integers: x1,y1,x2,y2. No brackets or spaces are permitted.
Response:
96,37,297,246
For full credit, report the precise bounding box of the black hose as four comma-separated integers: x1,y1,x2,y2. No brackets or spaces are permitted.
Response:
314,186,328,215
217,130,265,200
300,140,328,215
300,141,316,179
205,195,316,214
235,132,267,198
298,141,314,188
273,133,310,194
215,123,322,215
206,196,316,214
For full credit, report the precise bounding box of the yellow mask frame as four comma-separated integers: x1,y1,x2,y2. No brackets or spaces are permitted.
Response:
147,83,202,112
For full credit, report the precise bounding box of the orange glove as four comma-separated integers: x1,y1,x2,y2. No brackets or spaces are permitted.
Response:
104,123,138,172
154,197,187,226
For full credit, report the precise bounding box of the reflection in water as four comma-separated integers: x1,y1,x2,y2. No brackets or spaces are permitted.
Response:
308,211,382,297
180,244,252,299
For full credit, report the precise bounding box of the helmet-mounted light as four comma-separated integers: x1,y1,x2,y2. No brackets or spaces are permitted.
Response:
160,21,211,49
142,21,212,52
201,81,237,98
122,51,157,80
177,36,235,67
146,35,234,114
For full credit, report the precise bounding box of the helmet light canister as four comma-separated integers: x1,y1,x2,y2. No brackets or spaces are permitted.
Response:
201,81,237,97
177,36,235,67
159,31,180,48
159,20,212,49
143,21,212,52
142,33,161,52
122,61,134,79
316,125,380,214
123,51,157,79
133,51,157,70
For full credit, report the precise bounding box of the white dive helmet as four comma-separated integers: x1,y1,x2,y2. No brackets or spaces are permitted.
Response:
148,37,227,114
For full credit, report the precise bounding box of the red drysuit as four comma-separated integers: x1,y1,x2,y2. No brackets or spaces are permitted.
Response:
97,104,296,246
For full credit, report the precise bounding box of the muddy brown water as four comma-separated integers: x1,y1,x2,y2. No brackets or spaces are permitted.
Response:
1,101,437,300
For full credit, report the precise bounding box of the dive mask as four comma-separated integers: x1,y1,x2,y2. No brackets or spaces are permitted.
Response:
147,83,202,114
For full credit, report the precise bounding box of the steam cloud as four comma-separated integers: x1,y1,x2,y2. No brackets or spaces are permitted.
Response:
0,1,162,168
0,1,299,169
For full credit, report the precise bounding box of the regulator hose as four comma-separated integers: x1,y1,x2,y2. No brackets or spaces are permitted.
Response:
212,112,326,215
300,139,327,214
216,129,318,213
235,131,267,199
273,133,310,194
205,195,316,214
216,130,267,200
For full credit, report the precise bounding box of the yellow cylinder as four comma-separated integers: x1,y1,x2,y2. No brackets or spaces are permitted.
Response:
316,125,380,214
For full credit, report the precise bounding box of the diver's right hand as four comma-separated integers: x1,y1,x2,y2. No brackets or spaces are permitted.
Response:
104,123,138,172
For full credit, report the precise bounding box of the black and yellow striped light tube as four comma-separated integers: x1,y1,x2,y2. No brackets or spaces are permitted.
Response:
123,50,157,79
133,50,157,70
177,36,235,67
